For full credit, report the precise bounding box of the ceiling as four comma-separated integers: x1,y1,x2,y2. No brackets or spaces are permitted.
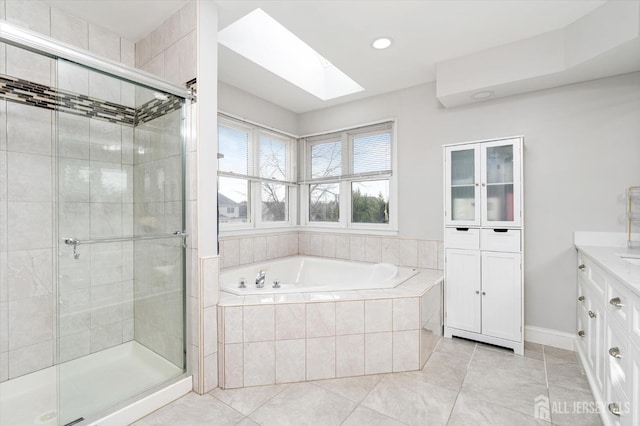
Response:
44,0,637,113
215,0,608,112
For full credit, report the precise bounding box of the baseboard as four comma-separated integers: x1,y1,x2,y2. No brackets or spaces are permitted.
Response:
524,325,576,350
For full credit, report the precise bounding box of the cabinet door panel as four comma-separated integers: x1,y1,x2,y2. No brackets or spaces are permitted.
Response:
587,282,605,395
445,145,480,226
481,252,521,341
445,249,481,333
480,139,522,227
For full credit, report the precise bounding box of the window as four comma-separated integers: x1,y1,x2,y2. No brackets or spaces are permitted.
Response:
218,116,295,229
302,121,395,230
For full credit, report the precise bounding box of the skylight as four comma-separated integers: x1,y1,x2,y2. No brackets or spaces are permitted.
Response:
218,8,364,101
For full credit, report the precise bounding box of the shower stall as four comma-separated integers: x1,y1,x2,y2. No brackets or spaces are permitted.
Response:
0,22,190,425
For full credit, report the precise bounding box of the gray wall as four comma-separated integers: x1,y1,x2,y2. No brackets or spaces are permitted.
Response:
219,82,299,135
222,72,640,334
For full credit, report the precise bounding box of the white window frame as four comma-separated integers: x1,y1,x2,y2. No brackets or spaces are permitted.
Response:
218,115,296,233
300,120,398,234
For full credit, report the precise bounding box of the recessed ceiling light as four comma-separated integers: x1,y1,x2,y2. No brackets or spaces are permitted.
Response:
471,90,494,100
372,37,392,50
153,92,169,101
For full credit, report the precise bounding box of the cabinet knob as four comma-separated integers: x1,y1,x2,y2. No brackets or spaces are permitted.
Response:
578,330,585,337
481,183,486,187
578,264,586,271
482,291,486,296
588,310,596,319
577,296,585,302
608,402,621,417
475,290,480,294
609,297,624,308
608,347,622,359
475,183,479,187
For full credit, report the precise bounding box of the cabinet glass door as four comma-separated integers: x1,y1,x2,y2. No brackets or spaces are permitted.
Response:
446,146,480,226
481,139,521,227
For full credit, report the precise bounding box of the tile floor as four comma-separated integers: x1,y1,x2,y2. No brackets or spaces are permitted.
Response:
134,337,601,426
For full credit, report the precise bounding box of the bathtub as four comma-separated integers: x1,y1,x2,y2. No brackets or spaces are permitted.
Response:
220,256,418,295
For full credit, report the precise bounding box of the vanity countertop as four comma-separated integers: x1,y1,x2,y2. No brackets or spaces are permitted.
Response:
575,244,640,296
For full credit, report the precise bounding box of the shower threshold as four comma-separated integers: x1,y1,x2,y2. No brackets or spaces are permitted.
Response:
0,341,184,425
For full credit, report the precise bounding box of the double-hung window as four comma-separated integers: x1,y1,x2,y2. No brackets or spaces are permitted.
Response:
217,115,295,230
302,121,396,231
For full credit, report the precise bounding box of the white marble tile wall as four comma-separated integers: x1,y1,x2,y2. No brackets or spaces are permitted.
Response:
0,0,144,382
132,109,192,378
135,0,196,86
220,232,299,269
298,232,443,270
220,231,442,271
1,40,56,381
3,1,136,67
218,296,422,389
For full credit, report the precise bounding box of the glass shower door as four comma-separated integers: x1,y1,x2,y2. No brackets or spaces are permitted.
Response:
56,59,186,424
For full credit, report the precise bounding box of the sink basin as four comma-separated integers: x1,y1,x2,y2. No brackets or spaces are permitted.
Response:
617,253,640,266
621,257,640,266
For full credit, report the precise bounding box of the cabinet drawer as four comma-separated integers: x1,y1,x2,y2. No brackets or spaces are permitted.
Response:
606,320,631,399
632,293,640,348
605,380,631,426
577,254,606,297
444,227,480,249
480,229,521,252
607,277,631,335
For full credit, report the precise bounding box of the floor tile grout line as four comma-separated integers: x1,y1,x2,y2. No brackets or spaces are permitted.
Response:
201,391,247,421
208,382,291,420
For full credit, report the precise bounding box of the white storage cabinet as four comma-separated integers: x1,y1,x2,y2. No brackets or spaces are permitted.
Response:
443,137,524,355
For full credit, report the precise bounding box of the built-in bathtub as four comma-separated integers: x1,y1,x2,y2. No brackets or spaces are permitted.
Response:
217,255,444,389
220,256,418,295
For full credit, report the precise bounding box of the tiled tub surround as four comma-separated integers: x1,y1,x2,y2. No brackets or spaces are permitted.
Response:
217,268,443,389
220,256,418,295
219,231,444,270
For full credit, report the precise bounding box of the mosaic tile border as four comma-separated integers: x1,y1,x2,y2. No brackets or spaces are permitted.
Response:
0,74,183,126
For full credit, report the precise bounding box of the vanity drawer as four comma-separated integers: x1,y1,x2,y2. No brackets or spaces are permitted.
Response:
444,227,480,250
607,277,632,335
606,320,632,399
632,293,640,348
605,379,631,426
577,255,606,297
480,229,520,252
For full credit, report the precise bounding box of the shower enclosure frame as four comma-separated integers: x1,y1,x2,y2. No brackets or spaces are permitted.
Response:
0,20,195,425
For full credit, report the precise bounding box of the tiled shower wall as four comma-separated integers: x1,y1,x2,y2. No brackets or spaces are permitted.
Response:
219,231,444,270
135,0,196,88
133,0,212,393
132,109,185,368
0,0,156,382
0,50,57,381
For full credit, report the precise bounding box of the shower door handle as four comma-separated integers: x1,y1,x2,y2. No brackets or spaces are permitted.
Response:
63,231,189,258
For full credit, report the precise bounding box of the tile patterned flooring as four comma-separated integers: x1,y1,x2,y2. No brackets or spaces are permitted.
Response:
134,338,602,426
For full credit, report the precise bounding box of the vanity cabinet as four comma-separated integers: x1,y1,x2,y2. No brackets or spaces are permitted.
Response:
443,137,524,355
575,251,640,426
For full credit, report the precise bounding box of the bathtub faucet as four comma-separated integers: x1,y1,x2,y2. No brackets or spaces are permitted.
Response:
256,270,266,288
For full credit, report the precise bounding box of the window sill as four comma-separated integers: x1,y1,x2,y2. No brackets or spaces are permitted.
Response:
219,224,298,238
299,226,399,237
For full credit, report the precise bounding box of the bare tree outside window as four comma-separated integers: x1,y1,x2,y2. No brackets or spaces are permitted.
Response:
260,136,288,221
309,141,341,222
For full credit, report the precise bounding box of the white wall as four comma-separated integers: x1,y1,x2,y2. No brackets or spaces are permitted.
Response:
296,72,640,333
218,82,299,135
216,69,640,335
